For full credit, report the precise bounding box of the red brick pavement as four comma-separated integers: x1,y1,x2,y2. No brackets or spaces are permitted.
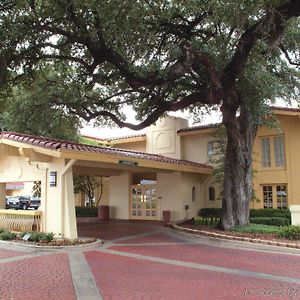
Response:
114,232,184,244
0,253,76,300
85,250,300,300
77,220,163,240
110,243,300,279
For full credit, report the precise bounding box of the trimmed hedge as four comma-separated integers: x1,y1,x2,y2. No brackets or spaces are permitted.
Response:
198,208,221,218
75,206,98,217
198,208,291,221
250,209,291,220
250,217,290,226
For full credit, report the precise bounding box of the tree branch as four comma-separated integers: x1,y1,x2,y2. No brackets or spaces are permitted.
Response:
222,0,300,92
279,43,300,67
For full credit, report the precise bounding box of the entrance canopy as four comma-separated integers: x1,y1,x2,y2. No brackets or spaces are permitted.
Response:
0,131,212,238
0,132,212,174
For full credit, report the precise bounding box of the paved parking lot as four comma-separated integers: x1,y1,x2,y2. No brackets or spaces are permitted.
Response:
1,221,300,300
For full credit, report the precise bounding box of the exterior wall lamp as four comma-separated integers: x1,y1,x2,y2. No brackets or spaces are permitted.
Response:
49,171,57,187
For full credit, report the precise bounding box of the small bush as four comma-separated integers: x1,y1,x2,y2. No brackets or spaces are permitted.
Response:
75,206,98,217
194,216,220,226
277,226,300,240
0,228,5,234
21,232,54,242
198,208,221,218
250,209,291,220
0,231,16,240
250,217,290,226
230,224,281,234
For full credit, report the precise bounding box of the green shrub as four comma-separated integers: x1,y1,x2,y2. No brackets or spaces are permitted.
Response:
230,224,281,234
0,228,5,234
198,208,221,218
194,216,220,226
250,217,290,226
21,231,54,242
75,206,98,217
0,231,16,240
250,209,291,220
277,226,300,240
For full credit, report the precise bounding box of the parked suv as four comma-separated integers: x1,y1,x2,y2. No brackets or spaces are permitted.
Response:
6,196,31,210
29,197,41,210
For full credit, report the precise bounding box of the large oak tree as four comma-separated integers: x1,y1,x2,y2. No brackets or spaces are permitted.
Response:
0,0,299,229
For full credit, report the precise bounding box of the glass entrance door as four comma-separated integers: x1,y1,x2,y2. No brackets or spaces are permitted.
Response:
130,185,157,220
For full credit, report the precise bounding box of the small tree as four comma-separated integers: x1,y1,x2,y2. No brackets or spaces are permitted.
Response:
73,175,104,207
32,181,41,198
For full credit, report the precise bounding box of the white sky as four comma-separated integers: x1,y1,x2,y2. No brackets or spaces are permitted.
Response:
80,99,298,139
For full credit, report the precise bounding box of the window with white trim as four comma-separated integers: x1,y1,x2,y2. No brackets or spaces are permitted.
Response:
276,185,287,209
261,138,271,167
274,136,285,167
262,185,287,209
263,185,273,208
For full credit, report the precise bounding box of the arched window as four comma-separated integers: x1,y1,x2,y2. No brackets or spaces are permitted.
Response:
208,187,215,201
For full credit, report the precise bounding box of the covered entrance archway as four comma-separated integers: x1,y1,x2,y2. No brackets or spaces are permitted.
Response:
0,131,212,239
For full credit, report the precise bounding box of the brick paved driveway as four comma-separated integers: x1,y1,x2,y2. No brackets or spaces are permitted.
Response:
1,221,300,300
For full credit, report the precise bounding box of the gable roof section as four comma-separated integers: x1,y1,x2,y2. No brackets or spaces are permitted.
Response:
0,132,212,174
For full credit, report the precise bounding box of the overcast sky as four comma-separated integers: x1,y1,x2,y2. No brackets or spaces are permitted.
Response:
81,99,298,139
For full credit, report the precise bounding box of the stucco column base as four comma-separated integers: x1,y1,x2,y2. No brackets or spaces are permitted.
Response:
289,205,300,226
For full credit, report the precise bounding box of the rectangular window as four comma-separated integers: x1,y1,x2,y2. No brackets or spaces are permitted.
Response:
274,136,285,167
261,138,271,167
207,141,215,156
276,185,287,209
263,185,273,208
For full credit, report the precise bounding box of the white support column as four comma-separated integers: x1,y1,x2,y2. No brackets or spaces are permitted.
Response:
63,168,77,239
0,183,6,209
290,205,300,226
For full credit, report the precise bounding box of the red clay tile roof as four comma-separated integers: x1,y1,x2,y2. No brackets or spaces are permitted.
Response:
82,133,146,142
0,131,212,170
107,133,146,142
178,123,221,133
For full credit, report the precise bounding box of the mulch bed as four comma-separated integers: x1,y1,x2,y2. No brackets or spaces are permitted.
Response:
7,237,98,247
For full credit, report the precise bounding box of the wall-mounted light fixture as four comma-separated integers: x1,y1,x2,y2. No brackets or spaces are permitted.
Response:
49,171,57,187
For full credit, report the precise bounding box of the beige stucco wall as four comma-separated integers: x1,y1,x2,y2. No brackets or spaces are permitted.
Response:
181,133,213,164
146,116,188,159
109,172,130,219
157,171,204,222
0,155,77,239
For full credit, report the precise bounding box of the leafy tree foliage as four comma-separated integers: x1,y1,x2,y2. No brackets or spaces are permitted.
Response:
0,66,81,140
0,0,299,229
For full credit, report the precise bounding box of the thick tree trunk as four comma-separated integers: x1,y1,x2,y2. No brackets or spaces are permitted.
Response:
220,104,258,230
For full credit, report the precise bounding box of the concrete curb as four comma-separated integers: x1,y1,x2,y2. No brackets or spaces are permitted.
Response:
171,224,300,249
